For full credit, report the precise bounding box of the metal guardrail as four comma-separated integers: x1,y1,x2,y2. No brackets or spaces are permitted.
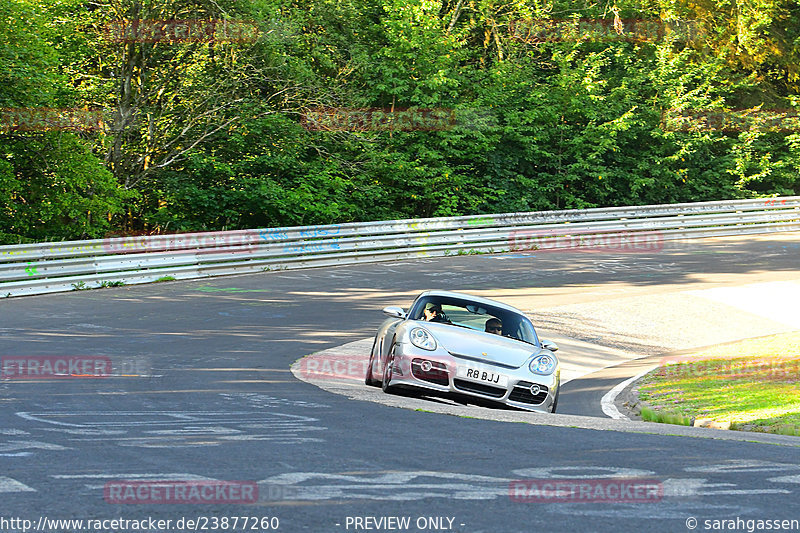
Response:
1,197,799,298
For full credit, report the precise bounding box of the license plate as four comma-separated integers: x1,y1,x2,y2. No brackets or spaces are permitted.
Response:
456,365,508,387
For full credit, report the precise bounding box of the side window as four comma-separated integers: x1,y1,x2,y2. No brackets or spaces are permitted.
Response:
501,314,524,341
442,305,467,324
410,297,430,320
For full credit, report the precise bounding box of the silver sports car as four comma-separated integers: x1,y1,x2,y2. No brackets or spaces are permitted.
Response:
365,290,560,413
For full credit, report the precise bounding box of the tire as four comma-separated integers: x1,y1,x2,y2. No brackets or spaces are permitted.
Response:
381,345,398,394
550,387,559,413
365,338,381,387
365,353,380,386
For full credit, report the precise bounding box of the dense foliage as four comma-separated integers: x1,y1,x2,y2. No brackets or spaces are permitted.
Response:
1,0,798,242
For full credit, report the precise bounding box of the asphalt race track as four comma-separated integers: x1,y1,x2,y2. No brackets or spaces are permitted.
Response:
1,234,800,533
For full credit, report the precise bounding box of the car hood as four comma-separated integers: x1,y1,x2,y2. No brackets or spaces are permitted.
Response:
413,322,539,369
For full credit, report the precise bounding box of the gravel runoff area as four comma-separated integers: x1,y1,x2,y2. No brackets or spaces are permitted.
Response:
525,280,800,358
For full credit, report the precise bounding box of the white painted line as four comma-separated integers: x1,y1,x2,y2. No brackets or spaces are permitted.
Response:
51,473,214,479
662,478,789,496
145,427,242,435
769,475,800,484
0,429,29,436
50,473,217,490
600,365,658,420
0,440,69,452
685,460,800,473
17,411,317,427
0,476,36,493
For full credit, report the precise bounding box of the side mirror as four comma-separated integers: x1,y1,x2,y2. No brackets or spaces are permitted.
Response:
382,306,407,319
541,339,559,352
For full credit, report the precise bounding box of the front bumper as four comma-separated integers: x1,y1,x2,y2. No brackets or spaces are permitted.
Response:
389,343,559,413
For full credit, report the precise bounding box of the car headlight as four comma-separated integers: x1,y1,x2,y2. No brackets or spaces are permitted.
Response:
409,328,437,351
529,354,556,375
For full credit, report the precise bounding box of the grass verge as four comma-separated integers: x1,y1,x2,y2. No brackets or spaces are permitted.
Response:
635,332,800,435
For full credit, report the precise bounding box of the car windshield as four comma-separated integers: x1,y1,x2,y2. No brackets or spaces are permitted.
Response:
410,296,539,346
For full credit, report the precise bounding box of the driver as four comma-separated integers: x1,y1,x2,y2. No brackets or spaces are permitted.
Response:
423,302,449,323
485,318,503,335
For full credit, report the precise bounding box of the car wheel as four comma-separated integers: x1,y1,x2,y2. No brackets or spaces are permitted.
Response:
550,387,559,413
381,345,398,394
365,337,381,387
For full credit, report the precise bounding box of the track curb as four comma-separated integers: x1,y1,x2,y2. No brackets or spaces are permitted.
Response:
292,338,800,447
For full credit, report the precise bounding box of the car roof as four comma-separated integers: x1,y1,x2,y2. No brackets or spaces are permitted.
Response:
415,290,528,316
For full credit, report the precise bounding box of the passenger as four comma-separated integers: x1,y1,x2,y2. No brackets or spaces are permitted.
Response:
485,318,503,335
